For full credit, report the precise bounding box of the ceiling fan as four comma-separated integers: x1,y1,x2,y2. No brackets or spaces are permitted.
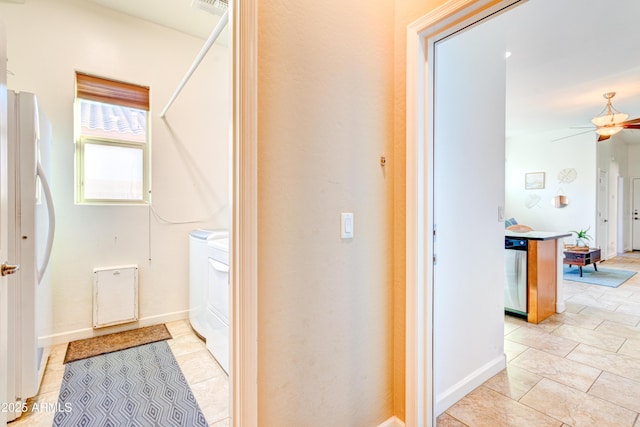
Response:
554,92,640,142
589,92,640,141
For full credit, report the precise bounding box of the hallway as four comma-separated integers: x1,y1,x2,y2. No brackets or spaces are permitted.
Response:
438,252,640,426
11,254,640,426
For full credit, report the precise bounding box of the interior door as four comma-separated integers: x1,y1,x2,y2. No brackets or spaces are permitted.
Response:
0,21,9,427
618,176,624,253
632,178,640,250
597,169,609,255
432,16,507,415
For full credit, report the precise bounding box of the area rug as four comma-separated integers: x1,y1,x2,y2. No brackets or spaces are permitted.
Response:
53,340,207,426
64,324,172,364
563,265,637,288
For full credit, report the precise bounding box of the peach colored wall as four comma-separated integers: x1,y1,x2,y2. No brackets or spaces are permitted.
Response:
257,0,396,424
257,0,455,422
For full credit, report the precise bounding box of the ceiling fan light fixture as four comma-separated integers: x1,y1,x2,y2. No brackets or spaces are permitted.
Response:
591,112,628,127
595,125,623,137
591,92,628,127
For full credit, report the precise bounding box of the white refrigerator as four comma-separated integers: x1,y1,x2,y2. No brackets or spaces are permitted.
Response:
6,91,55,421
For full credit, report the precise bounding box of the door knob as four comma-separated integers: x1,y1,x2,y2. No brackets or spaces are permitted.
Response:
1,262,20,277
604,219,608,222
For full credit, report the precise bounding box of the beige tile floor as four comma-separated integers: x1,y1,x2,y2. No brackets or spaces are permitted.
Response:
9,319,229,427
12,253,640,427
438,252,640,427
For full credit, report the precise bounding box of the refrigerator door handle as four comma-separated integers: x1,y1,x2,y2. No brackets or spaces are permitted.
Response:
36,161,55,283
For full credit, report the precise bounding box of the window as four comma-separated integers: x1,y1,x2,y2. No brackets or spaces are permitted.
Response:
75,72,150,204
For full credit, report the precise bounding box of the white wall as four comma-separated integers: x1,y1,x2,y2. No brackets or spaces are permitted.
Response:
0,0,230,340
506,130,597,245
433,18,507,414
627,144,640,177
257,1,395,425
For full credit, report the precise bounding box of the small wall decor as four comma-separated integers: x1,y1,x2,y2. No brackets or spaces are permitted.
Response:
558,168,577,184
525,194,542,209
552,187,569,208
525,172,545,190
553,195,569,208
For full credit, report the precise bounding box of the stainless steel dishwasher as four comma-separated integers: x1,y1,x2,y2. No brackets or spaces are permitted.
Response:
505,237,527,317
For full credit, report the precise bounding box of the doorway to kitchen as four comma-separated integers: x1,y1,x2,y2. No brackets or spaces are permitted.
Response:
408,0,640,424
405,0,522,424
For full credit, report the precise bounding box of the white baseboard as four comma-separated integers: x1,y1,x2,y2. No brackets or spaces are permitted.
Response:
378,416,405,427
40,310,189,346
435,354,506,415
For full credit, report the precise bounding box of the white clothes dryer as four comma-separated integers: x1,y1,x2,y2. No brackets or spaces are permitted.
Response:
188,229,227,339
206,235,230,374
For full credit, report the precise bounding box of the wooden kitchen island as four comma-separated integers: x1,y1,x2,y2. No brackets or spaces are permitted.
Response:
506,231,571,324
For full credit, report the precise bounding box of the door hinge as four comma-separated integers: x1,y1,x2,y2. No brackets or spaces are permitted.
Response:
433,224,437,264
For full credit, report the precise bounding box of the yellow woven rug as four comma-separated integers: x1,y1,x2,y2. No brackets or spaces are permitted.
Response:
63,324,172,364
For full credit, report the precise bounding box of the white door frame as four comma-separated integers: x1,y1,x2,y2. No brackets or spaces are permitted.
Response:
231,0,258,426
0,21,8,427
405,0,522,425
597,168,609,255
617,176,625,254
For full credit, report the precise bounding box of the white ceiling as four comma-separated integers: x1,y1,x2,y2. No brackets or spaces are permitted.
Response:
497,0,640,142
87,0,226,41
93,0,640,143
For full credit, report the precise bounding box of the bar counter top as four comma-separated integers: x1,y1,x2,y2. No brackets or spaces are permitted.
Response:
505,230,572,241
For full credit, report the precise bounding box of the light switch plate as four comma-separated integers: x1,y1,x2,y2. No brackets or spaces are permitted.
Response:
341,212,354,239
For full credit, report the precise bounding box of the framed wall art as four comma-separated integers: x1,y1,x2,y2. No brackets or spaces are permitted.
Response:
525,172,545,190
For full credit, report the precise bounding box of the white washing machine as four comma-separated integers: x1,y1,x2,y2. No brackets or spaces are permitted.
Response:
188,229,227,339
206,235,230,374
